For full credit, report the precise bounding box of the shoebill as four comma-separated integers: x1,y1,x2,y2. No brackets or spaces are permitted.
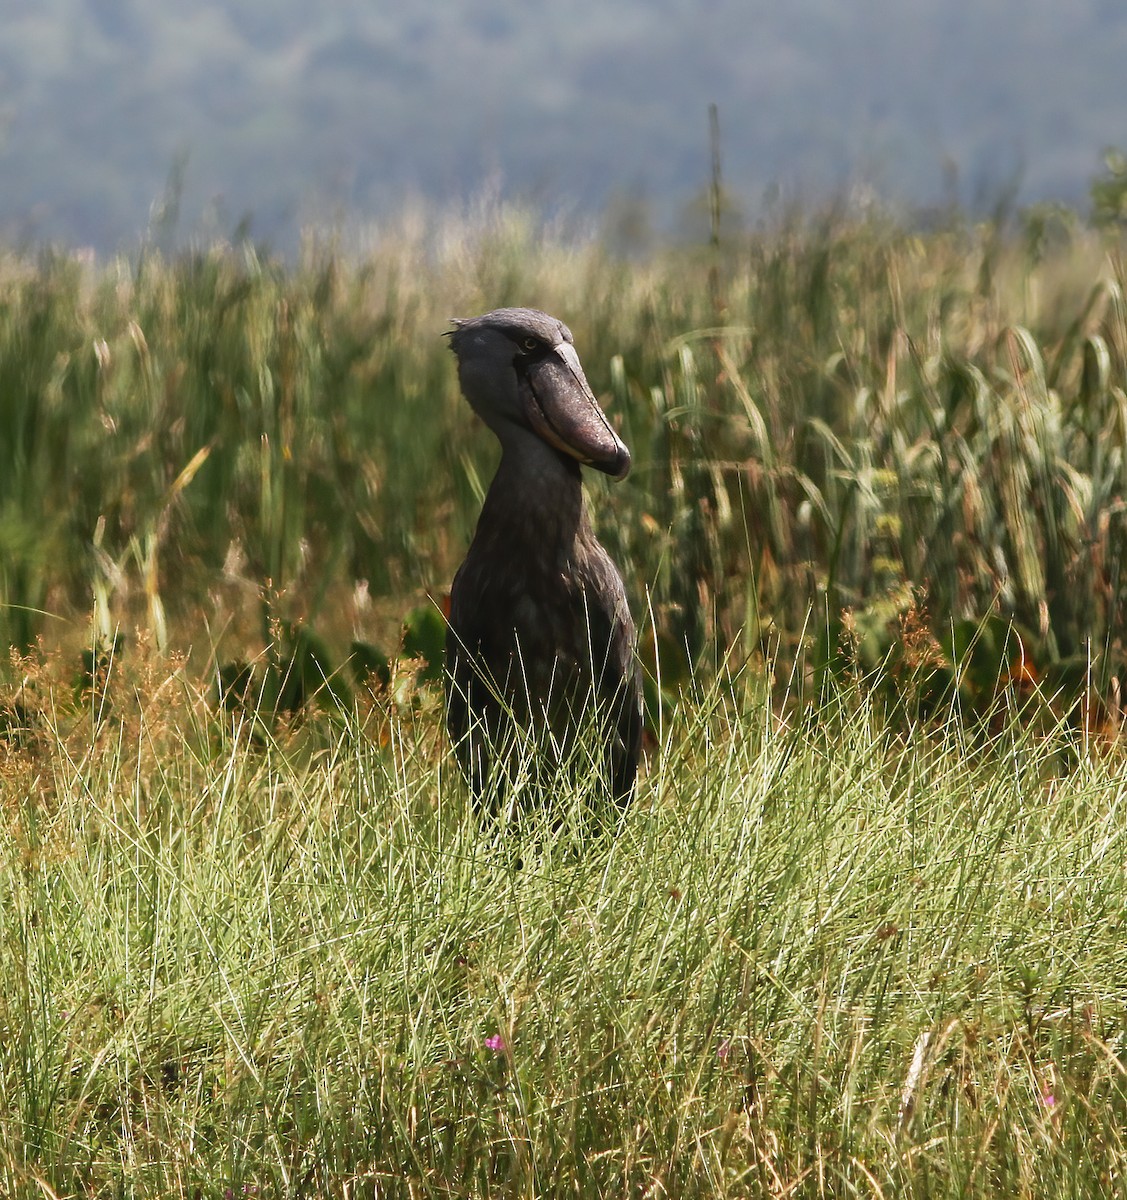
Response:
444,307,641,811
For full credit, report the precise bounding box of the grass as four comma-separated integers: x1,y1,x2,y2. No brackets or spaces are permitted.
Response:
2,198,1127,1194
2,653,1127,1197
1,202,1125,715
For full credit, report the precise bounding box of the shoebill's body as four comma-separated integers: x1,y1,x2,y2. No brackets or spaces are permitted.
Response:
444,308,641,811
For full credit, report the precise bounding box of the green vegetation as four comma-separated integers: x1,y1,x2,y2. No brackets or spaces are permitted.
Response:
2,205,1127,1195
1,204,1125,712
2,659,1127,1197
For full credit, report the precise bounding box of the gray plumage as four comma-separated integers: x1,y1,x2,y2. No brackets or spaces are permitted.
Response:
444,307,641,810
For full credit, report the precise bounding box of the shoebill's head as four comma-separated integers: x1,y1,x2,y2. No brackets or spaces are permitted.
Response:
446,307,631,480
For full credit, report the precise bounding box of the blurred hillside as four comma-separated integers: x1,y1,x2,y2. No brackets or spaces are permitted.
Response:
3,0,1127,251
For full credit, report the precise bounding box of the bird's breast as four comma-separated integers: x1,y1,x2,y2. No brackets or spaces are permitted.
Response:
449,542,621,701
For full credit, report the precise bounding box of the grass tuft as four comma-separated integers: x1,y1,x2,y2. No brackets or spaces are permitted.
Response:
1,659,1126,1196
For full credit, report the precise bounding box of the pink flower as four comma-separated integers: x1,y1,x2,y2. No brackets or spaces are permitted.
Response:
717,1039,731,1061
1040,1090,1056,1109
485,1034,506,1052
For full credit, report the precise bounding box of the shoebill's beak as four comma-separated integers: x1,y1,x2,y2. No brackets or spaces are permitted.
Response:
521,342,631,480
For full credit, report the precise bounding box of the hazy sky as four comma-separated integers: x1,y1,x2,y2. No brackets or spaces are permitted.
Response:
3,0,1125,250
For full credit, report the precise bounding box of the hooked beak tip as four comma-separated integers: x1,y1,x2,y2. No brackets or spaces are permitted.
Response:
596,443,632,481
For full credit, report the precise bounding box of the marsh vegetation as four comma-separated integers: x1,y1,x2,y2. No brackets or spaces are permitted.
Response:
2,201,1127,1195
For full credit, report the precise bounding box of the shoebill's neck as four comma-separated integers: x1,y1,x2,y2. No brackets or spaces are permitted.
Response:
476,424,591,558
